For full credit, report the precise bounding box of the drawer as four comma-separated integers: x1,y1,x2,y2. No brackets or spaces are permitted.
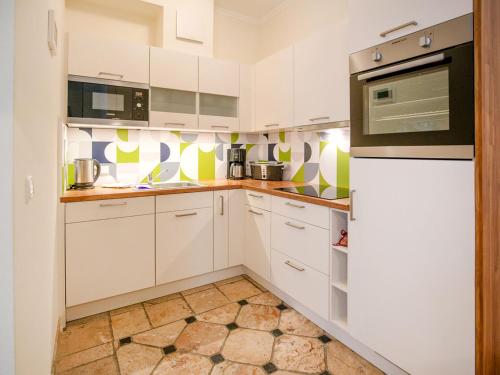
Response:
271,196,329,228
150,111,198,130
271,249,329,319
245,190,271,211
66,197,155,223
271,213,329,275
156,191,213,213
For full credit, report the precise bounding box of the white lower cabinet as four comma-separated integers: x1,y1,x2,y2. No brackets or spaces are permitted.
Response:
156,206,213,285
271,249,329,319
213,190,229,271
228,190,245,267
66,214,155,307
244,205,271,281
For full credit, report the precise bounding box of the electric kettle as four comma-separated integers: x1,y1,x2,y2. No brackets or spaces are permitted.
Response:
74,158,101,189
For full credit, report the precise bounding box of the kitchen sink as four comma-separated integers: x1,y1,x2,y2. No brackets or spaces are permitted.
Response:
135,181,205,190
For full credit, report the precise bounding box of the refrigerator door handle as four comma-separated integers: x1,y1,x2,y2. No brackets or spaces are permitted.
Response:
350,190,356,221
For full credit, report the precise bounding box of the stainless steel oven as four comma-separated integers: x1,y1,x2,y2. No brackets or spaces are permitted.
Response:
349,14,474,159
68,76,149,127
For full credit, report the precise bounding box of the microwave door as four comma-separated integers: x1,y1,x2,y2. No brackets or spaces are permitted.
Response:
82,83,132,120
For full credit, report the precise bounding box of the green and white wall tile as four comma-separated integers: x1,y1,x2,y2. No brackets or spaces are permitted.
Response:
65,127,350,189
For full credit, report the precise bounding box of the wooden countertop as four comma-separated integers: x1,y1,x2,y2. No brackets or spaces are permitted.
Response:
60,179,350,211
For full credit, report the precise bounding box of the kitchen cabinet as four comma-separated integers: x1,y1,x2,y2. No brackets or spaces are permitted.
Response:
150,87,198,130
348,157,474,374
65,197,155,306
68,34,149,84
228,190,245,267
198,57,239,97
255,47,294,131
214,190,229,271
150,47,198,92
294,25,349,126
239,64,255,132
244,205,271,281
347,0,473,53
156,193,214,284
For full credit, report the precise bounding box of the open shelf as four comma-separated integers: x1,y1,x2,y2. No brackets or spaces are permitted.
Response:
331,280,348,293
331,250,347,289
332,244,348,254
331,285,348,328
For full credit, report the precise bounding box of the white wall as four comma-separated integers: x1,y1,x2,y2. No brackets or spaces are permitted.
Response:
0,0,15,373
13,0,66,374
213,8,258,64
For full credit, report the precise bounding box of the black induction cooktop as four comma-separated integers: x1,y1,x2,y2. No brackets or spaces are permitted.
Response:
275,184,350,200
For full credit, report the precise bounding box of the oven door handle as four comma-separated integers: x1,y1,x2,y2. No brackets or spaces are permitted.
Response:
357,53,445,81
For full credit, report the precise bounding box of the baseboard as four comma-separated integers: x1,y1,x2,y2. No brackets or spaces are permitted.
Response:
66,266,245,321
244,267,408,375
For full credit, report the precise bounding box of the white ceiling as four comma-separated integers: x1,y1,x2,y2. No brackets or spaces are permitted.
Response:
214,0,287,20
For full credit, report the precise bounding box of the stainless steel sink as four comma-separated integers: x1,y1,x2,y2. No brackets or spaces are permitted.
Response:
148,181,204,189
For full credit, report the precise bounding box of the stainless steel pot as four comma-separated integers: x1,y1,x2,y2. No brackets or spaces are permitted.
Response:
249,161,284,181
74,158,101,189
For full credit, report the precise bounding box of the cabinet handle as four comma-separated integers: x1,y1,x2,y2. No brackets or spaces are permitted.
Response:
175,212,198,218
285,221,305,230
380,21,418,37
98,72,124,80
285,202,305,209
264,123,279,128
248,209,263,216
219,195,224,216
349,190,356,221
165,122,185,127
309,116,330,122
249,193,263,199
211,125,229,129
284,260,305,272
99,202,127,207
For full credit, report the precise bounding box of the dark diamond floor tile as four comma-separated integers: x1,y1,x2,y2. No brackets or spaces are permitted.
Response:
319,372,331,375
238,299,248,306
163,344,177,355
210,354,225,364
271,329,283,337
276,304,288,311
185,316,197,324
119,336,131,346
226,322,238,331
263,362,278,373
318,335,332,343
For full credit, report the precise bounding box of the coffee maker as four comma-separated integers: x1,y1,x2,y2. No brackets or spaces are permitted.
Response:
227,149,246,180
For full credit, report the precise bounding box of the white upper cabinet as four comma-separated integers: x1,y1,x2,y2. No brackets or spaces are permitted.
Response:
255,47,294,131
68,34,149,84
348,0,473,53
239,64,255,132
198,57,239,97
150,47,198,92
294,24,349,126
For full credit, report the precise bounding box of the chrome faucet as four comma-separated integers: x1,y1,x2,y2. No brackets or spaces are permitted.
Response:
147,168,169,186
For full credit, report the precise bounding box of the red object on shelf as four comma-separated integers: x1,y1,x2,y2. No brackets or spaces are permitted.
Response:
335,230,348,247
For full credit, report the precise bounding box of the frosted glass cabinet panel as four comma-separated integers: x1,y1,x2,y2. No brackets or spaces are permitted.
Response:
199,93,238,118
150,87,198,129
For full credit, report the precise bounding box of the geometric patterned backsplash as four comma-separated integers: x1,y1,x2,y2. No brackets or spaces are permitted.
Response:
65,127,350,189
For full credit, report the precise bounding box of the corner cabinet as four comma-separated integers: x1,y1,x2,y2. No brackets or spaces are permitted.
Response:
244,201,271,281
156,192,214,284
347,0,472,53
65,198,155,307
293,24,349,126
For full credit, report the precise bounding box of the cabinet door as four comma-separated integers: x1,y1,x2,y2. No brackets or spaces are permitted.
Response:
348,158,474,375
255,47,294,130
199,57,239,97
156,208,213,284
348,0,472,53
68,35,149,84
239,64,255,132
214,190,229,271
228,190,245,267
66,215,155,306
150,47,198,91
294,25,349,126
244,205,271,280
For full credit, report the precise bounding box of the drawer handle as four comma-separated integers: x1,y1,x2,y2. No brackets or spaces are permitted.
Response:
98,72,124,80
175,212,198,218
165,122,185,127
264,123,279,128
211,125,229,129
349,189,356,221
285,221,305,230
285,202,305,209
249,193,264,199
380,20,418,37
285,260,305,272
99,202,127,208
309,116,330,122
248,209,263,216
219,195,224,216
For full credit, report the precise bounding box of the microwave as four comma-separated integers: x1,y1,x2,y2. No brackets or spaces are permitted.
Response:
349,14,474,159
67,76,149,127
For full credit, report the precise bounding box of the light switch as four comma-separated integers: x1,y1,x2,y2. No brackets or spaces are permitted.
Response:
25,175,34,203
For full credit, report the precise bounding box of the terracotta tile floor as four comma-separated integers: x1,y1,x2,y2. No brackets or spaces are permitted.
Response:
54,275,384,375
